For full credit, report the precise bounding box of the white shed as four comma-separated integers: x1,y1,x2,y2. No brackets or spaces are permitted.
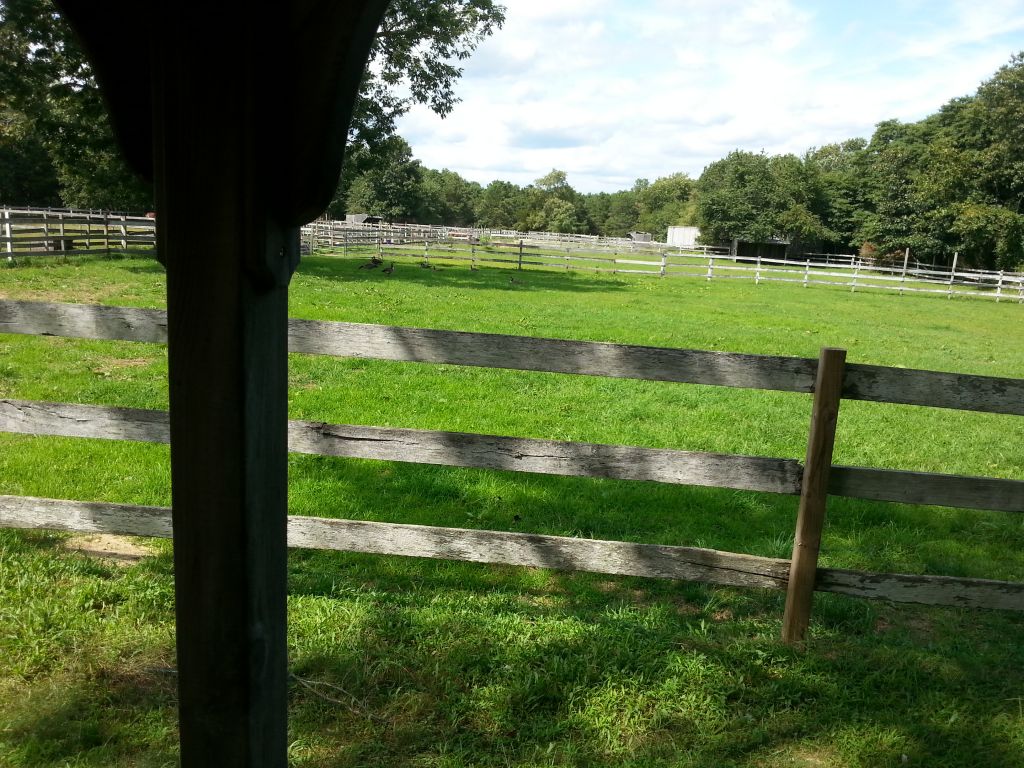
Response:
667,226,700,248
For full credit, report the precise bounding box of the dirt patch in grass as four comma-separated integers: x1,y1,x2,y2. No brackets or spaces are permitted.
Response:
63,534,155,566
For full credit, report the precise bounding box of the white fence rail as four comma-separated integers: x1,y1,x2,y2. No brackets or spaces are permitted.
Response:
5,207,1022,304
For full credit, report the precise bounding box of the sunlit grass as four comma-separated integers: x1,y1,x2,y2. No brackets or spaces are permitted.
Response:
1,252,1022,766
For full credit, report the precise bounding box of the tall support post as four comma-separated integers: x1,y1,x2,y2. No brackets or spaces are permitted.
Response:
518,239,524,271
995,270,1005,303
53,1,390,763
782,347,846,645
150,23,295,768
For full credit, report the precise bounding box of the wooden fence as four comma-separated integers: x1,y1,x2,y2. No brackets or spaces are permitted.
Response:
1,299,1022,642
2,206,156,260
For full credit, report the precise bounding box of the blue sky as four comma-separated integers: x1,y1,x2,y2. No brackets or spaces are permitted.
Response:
395,0,1024,193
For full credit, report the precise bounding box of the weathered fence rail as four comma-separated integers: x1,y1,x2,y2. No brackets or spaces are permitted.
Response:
1,299,1022,642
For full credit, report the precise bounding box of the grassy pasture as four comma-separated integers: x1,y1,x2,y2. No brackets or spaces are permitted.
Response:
1,252,1023,767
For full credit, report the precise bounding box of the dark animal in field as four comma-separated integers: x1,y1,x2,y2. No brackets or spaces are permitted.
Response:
382,262,394,275
420,261,432,269
358,256,382,270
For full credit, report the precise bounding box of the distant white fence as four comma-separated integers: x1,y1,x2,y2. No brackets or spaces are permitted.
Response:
6,207,1022,304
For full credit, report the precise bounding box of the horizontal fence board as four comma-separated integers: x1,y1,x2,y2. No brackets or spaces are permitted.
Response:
6,399,1021,512
5,494,1023,610
829,466,1023,513
289,517,792,588
0,494,790,589
0,399,803,494
0,494,173,538
287,317,818,392
0,300,168,343
843,363,1024,416
3,300,1023,414
816,567,1024,611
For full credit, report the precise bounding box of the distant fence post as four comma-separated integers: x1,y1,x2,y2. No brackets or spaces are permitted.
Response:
947,252,958,299
119,215,128,251
518,239,523,271
996,270,1005,303
803,257,810,287
899,248,910,296
782,346,846,645
3,207,12,262
850,257,860,293
660,250,667,278
706,255,714,281
755,252,761,286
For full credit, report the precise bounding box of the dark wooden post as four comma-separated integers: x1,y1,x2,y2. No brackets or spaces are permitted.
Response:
782,347,846,645
149,25,296,766
518,239,524,270
53,3,391,763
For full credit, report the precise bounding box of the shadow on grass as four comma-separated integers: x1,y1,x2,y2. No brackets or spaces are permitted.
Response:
280,568,1024,767
298,254,633,294
4,528,1023,766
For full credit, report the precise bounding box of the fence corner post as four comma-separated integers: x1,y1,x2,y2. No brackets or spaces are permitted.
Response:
782,346,846,646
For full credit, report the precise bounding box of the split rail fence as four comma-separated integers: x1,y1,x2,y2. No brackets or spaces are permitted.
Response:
1,299,1022,642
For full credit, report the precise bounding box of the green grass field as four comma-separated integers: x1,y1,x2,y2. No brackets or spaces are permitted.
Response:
1,252,1023,767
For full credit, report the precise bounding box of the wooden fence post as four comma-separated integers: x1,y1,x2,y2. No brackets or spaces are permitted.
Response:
660,250,667,277
518,239,523,271
120,215,128,251
947,252,958,299
803,257,810,287
996,271,1005,303
782,346,846,645
755,252,761,286
706,255,714,281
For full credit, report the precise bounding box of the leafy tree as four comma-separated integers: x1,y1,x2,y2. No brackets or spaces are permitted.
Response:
418,167,481,226
0,108,59,206
0,0,504,210
344,136,423,222
474,180,523,229
634,173,696,236
696,151,832,250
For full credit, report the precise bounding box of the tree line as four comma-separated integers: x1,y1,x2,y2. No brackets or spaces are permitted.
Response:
1,0,1021,270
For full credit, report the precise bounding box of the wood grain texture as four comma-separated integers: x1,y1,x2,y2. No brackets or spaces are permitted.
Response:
830,466,1023,513
843,363,1024,415
286,317,819,392
0,400,802,495
782,347,846,644
286,420,803,494
2,300,1021,413
5,494,1024,611
0,299,168,343
816,567,1024,611
5,399,1022,512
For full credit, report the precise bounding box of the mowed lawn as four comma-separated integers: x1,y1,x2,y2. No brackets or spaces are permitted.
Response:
1,252,1023,767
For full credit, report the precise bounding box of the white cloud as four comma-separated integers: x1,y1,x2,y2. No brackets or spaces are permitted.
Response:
397,0,1024,192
